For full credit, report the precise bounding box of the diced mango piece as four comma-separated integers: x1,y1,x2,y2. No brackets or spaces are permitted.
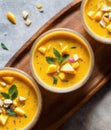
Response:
38,46,46,54
106,24,111,32
13,99,18,107
61,45,68,54
6,12,16,24
47,44,51,51
14,107,25,116
58,72,66,80
46,64,57,74
87,11,95,19
94,11,103,21
2,77,14,84
0,114,8,125
72,62,80,70
60,63,76,74
103,17,109,24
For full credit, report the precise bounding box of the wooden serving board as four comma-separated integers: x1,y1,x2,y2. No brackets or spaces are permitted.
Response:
5,0,111,129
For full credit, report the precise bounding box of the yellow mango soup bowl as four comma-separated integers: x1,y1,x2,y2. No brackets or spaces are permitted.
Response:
0,67,42,130
81,0,111,44
30,28,94,93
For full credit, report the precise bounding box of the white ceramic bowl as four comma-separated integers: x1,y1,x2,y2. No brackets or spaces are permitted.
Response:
81,0,111,44
30,28,94,93
0,67,42,130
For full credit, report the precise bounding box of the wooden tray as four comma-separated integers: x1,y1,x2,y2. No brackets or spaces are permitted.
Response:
5,0,111,129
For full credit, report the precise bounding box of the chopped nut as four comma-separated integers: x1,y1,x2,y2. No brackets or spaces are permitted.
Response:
73,54,79,61
6,12,16,24
99,20,106,28
101,4,108,11
4,99,12,105
18,96,26,102
0,81,6,87
22,11,29,19
60,63,76,74
25,18,32,26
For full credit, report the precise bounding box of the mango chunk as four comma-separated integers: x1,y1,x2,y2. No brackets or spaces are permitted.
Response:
72,62,80,70
46,64,58,74
38,46,46,54
58,72,66,80
2,77,14,84
106,24,111,32
61,45,68,54
60,63,76,74
103,17,109,24
6,12,16,24
87,11,95,19
14,107,25,116
0,114,8,125
13,99,18,107
94,11,103,21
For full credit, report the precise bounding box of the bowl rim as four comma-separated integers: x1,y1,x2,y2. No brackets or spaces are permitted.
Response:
30,27,94,93
81,0,111,44
0,67,42,130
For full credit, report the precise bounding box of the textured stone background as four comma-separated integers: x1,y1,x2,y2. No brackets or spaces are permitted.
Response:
1,0,111,130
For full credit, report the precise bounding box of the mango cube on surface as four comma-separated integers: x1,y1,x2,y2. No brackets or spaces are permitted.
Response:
46,64,57,74
60,63,76,74
14,107,25,116
106,24,111,32
87,11,95,19
2,77,14,84
61,45,68,54
38,46,46,54
6,12,16,24
94,11,103,21
58,72,66,80
0,114,8,125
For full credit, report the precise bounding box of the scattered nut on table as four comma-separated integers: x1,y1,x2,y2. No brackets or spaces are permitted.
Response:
22,11,29,20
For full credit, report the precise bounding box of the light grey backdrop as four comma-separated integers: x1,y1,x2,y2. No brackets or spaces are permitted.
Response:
1,0,111,130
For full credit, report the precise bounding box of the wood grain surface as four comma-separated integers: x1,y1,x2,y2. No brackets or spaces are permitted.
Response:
5,0,111,129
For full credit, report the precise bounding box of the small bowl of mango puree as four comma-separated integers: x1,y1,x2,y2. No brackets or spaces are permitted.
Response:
0,67,42,130
81,0,111,44
30,28,94,93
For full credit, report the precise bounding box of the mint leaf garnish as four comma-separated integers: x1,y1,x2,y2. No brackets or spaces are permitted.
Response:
53,76,58,84
8,84,18,100
1,43,8,50
46,57,55,64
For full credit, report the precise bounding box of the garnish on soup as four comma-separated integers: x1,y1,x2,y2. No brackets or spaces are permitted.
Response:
0,79,27,126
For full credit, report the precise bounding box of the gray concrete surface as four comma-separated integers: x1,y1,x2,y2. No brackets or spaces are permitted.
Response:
1,0,111,130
